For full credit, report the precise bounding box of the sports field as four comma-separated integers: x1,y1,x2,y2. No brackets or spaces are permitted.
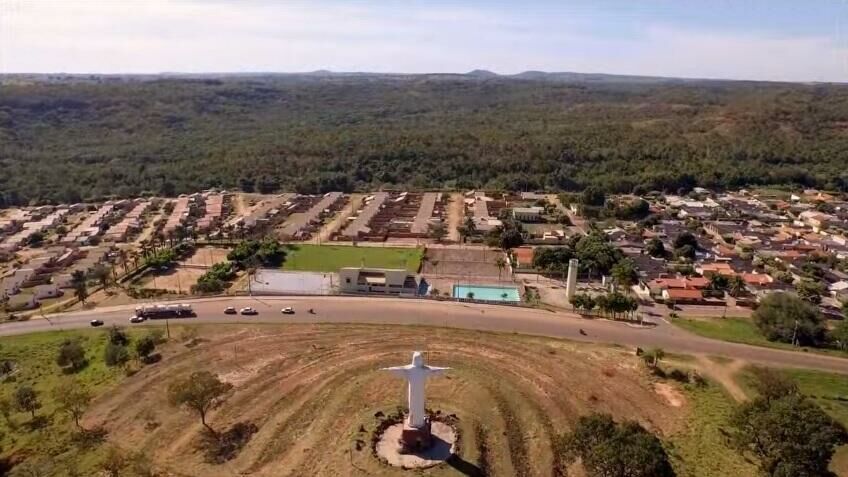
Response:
282,244,422,272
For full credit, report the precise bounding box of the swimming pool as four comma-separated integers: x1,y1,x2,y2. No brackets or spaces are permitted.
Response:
453,284,521,302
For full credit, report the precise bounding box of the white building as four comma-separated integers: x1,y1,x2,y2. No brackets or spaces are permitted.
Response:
1,269,35,298
512,206,544,222
338,267,421,295
33,284,62,300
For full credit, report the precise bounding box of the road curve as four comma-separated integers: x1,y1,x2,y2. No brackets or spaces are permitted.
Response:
7,296,848,374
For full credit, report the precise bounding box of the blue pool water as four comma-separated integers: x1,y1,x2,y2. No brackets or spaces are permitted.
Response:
453,284,520,302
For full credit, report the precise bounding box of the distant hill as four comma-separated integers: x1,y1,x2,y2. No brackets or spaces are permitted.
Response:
0,72,847,205
466,69,499,78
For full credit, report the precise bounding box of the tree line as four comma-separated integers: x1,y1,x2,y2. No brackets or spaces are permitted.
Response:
2,75,848,205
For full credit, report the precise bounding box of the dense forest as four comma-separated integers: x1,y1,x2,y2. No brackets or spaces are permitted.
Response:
2,73,848,205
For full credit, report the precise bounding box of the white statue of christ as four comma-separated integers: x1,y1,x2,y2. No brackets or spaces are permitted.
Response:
382,351,450,429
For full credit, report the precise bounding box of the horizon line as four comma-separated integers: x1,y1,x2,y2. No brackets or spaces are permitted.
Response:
0,69,840,85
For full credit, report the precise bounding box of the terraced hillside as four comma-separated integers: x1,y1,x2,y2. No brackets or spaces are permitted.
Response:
82,324,692,476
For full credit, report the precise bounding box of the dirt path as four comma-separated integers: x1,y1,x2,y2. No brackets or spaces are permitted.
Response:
134,206,168,245
312,193,362,244
446,192,464,242
695,355,749,402
548,194,586,235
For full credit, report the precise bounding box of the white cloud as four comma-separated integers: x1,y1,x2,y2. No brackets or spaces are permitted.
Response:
0,0,845,81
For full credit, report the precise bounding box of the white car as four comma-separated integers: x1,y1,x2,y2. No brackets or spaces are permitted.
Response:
281,307,295,315
239,307,258,316
129,315,145,324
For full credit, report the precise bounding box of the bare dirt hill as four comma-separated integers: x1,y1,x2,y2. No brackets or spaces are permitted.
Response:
83,324,686,477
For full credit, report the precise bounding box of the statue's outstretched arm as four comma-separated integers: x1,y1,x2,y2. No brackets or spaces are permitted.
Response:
382,366,411,378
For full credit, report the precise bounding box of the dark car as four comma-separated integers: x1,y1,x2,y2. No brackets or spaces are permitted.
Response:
90,319,104,327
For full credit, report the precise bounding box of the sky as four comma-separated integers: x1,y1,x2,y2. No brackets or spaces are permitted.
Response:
0,0,846,82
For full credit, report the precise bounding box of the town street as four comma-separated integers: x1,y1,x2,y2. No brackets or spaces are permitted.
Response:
4,296,848,374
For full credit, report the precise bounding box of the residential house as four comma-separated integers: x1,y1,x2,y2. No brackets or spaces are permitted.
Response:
6,293,36,311
33,283,61,300
1,269,35,298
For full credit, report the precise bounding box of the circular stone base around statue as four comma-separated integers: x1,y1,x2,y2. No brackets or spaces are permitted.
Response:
376,421,457,468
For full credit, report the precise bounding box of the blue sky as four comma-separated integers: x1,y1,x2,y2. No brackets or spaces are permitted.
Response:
1,0,845,82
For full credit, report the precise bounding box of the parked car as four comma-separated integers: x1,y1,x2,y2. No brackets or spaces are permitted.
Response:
90,319,104,327
281,307,295,315
129,315,145,324
224,306,237,315
239,307,258,316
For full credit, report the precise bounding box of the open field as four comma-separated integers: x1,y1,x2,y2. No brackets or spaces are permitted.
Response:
0,329,153,473
179,246,231,267
282,244,422,272
422,248,505,277
137,267,205,293
673,316,847,357
673,317,771,347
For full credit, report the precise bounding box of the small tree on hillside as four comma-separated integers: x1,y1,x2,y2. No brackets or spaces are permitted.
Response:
642,348,665,368
168,371,233,436
14,385,41,419
135,335,156,363
104,343,130,367
53,379,91,431
558,413,675,477
730,385,847,476
754,293,826,346
108,325,130,346
56,339,87,372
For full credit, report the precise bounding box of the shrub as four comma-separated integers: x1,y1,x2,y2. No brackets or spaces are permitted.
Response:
558,413,674,477
730,393,847,476
753,293,826,347
56,339,87,372
200,421,258,464
104,343,130,367
134,336,156,363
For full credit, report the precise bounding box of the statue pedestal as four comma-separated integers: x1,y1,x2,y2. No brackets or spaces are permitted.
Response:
399,418,433,453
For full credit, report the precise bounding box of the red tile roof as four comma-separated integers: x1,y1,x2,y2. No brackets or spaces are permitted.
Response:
665,289,704,300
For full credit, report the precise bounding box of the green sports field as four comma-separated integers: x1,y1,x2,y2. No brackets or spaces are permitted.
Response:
282,244,423,272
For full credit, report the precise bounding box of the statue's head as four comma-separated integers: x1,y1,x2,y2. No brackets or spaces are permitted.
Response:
411,351,424,367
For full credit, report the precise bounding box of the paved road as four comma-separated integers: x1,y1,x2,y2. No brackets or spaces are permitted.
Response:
7,296,848,374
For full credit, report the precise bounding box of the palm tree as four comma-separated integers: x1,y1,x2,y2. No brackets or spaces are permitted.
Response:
245,255,260,296
495,257,507,281
729,275,747,297
70,270,88,304
117,248,128,274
